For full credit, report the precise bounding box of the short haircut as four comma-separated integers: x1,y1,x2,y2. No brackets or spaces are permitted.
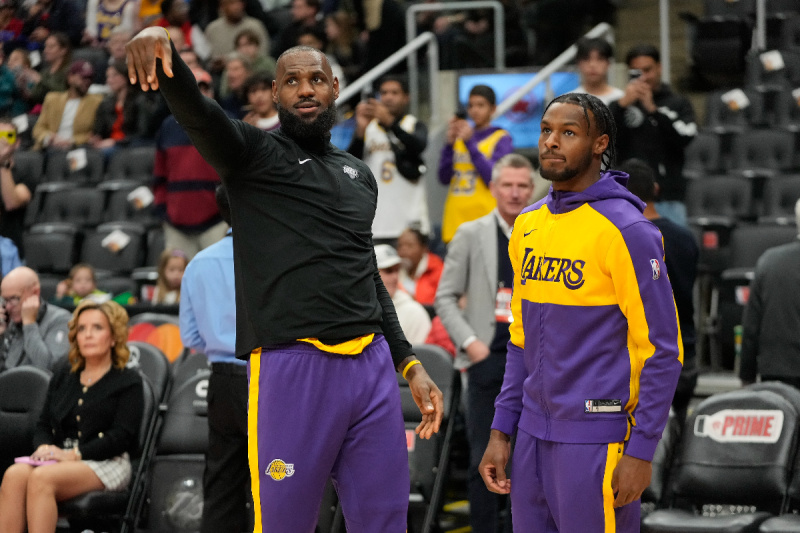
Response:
243,70,274,95
576,37,614,62
618,158,657,203
469,84,496,106
297,26,327,48
235,27,261,47
542,92,617,170
216,184,231,226
491,153,534,183
378,74,409,95
626,44,660,66
0,115,17,133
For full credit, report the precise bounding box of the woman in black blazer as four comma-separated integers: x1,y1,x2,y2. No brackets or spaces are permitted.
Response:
0,300,143,533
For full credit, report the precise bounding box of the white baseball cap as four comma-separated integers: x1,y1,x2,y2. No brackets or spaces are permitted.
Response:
374,244,401,269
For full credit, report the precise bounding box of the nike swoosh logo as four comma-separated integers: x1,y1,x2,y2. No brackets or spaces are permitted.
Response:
524,229,538,237
299,159,311,164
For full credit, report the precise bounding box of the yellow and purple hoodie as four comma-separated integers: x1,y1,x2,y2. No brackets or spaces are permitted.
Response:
491,171,683,462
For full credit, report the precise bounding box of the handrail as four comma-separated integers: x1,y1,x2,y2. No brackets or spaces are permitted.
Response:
338,31,440,126
405,1,505,117
493,23,613,119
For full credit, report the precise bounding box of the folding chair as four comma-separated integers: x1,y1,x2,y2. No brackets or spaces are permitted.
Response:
0,366,50,476
127,340,172,404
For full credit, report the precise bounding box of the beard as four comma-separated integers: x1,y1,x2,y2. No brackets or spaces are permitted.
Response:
539,149,593,183
277,100,337,141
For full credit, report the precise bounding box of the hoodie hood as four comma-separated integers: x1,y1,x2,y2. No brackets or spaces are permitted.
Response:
538,170,646,216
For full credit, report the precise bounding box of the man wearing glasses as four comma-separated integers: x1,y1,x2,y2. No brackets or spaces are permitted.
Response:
0,266,70,373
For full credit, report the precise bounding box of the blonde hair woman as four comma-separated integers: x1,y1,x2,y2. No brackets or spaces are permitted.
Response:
0,300,143,533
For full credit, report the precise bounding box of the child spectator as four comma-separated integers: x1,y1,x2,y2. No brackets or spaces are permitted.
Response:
83,0,139,46
438,84,513,243
241,71,278,131
151,248,187,304
396,226,443,307
53,263,111,304
233,28,274,77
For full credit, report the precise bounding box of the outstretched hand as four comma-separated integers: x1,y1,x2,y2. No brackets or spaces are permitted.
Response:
404,361,444,439
125,27,174,92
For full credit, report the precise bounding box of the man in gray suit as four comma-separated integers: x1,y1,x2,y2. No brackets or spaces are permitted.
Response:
435,153,534,533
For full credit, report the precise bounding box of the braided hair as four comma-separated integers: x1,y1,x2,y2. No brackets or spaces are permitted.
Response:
542,93,617,171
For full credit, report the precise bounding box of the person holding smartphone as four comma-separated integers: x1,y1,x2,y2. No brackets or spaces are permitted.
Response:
438,84,514,243
608,44,697,226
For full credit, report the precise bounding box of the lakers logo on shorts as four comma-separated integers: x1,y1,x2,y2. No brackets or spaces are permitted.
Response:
266,459,295,481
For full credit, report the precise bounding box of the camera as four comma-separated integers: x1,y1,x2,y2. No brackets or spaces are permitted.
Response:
628,69,643,81
454,107,467,120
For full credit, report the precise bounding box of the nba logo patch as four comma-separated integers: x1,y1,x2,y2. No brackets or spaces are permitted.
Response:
650,259,661,280
585,400,592,412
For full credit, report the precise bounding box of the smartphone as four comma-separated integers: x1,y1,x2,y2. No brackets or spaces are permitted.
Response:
454,107,467,120
629,69,643,81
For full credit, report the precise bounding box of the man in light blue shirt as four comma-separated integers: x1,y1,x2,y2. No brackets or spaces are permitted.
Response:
180,185,251,533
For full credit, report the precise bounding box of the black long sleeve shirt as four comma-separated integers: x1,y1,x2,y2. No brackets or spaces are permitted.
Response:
156,43,413,367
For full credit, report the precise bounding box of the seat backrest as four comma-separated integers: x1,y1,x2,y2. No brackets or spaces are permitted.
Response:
95,275,135,298
729,224,799,268
672,388,799,512
705,0,756,16
685,176,752,218
683,132,722,177
23,181,78,227
762,175,800,217
14,150,44,190
0,366,51,470
706,89,763,130
44,148,105,184
156,371,210,455
23,222,80,273
171,351,211,392
100,180,157,226
39,187,105,227
80,222,146,274
146,227,165,267
127,341,172,404
106,146,155,182
732,129,795,171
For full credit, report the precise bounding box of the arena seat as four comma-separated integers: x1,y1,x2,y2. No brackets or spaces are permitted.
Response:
58,375,158,533
730,129,795,179
0,366,51,476
171,351,211,392
142,371,209,533
23,222,80,274
127,341,172,404
106,146,155,183
99,179,159,228
13,150,45,190
24,181,79,228
401,344,461,532
760,175,800,224
128,313,184,363
706,89,765,134
38,186,105,227
80,221,147,275
44,147,105,184
641,387,800,532
684,131,723,179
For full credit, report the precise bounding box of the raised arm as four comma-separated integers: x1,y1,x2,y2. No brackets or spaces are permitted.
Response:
126,27,249,177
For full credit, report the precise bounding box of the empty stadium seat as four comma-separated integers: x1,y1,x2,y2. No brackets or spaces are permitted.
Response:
642,387,800,532
141,371,209,533
80,221,146,275
23,222,80,274
760,175,800,223
106,146,156,182
38,186,105,227
99,179,159,227
146,227,165,266
23,181,78,228
706,89,765,133
730,129,795,179
687,176,753,223
13,150,44,189
128,313,184,363
684,132,723,179
0,366,50,475
44,147,105,184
